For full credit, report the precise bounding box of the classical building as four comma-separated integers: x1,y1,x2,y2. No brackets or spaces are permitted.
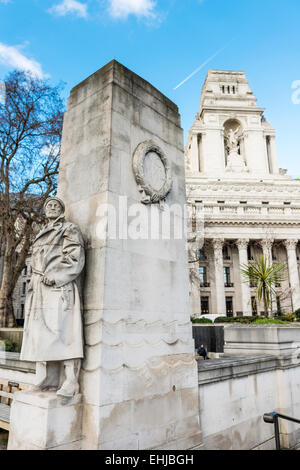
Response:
185,70,300,317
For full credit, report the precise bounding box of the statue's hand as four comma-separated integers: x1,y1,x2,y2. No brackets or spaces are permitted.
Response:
42,276,56,286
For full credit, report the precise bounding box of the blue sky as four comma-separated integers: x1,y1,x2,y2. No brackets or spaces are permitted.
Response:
0,0,300,176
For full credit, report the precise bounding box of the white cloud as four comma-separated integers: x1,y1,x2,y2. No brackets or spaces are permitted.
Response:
49,0,88,18
0,43,45,78
108,0,156,19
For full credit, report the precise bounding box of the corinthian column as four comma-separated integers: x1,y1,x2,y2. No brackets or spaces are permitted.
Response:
260,239,274,264
212,239,226,316
284,240,300,311
237,239,251,316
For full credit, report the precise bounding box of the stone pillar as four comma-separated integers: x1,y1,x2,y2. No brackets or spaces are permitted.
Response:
212,239,226,316
269,136,279,175
236,239,252,316
56,61,202,450
284,240,300,311
190,133,199,172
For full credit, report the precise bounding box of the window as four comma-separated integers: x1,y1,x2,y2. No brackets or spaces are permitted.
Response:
198,249,206,261
201,297,209,315
262,201,269,205
247,246,253,261
22,282,26,295
224,267,231,286
226,297,233,317
223,246,230,260
21,304,24,319
199,266,207,285
23,266,27,276
251,297,258,315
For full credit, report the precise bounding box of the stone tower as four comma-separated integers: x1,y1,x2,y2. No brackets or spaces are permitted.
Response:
186,70,300,318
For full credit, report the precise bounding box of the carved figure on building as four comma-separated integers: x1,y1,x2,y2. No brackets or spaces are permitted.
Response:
225,125,247,173
20,196,85,398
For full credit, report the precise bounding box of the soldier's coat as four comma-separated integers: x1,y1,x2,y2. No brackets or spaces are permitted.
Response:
20,216,85,362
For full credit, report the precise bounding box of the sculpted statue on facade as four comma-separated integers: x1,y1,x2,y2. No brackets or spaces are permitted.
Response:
225,126,247,173
20,197,85,398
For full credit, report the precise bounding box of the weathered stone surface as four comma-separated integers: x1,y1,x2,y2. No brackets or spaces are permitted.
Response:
198,354,300,450
8,391,82,450
224,325,300,356
57,61,201,450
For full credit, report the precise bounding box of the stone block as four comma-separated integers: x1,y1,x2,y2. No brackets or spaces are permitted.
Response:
8,391,82,450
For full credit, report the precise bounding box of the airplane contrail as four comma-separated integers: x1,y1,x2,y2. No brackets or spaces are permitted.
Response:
173,39,236,90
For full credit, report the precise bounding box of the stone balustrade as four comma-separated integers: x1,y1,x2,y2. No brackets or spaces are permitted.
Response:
202,203,300,218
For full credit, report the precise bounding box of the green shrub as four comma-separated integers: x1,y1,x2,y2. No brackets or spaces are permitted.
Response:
191,317,213,324
0,337,20,352
214,316,258,324
294,309,300,320
253,318,289,325
276,314,295,322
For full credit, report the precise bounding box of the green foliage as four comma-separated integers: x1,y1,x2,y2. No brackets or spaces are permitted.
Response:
214,316,258,324
191,316,213,324
294,308,300,319
240,255,287,316
214,315,293,325
252,318,289,325
274,313,296,322
0,337,20,352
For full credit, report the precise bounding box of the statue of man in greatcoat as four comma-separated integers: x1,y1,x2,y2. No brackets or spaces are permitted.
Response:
20,196,85,398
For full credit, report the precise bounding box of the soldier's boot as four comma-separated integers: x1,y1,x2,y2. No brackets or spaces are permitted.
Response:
56,359,80,398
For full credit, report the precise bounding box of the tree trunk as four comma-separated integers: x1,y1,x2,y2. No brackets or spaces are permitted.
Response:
262,285,268,318
0,242,17,327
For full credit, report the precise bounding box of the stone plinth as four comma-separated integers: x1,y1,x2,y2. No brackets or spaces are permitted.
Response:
57,60,201,450
224,325,300,356
8,391,82,450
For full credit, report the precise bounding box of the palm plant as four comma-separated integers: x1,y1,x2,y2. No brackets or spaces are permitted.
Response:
240,255,287,317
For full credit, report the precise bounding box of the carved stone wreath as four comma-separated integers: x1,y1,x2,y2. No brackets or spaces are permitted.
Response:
132,141,173,205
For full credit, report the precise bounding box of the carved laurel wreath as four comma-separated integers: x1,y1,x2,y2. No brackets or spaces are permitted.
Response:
132,141,173,205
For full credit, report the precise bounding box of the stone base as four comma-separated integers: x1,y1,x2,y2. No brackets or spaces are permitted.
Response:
224,325,300,356
8,390,82,450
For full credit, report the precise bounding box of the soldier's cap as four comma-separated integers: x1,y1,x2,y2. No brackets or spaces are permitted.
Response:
44,196,65,213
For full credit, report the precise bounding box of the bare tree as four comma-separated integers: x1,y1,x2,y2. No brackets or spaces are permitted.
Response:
0,71,64,327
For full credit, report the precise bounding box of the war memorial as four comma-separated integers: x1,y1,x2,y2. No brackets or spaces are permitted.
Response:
0,61,299,451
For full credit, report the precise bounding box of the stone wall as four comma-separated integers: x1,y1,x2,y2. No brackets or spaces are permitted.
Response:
198,355,300,450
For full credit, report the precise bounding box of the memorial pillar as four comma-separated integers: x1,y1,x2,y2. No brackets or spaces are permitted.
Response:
284,240,300,311
212,239,226,316
237,239,252,316
55,61,202,450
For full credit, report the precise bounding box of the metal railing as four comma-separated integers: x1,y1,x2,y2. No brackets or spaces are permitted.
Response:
263,412,300,450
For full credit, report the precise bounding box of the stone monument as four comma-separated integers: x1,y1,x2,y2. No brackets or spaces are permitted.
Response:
8,196,85,450
9,61,202,450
